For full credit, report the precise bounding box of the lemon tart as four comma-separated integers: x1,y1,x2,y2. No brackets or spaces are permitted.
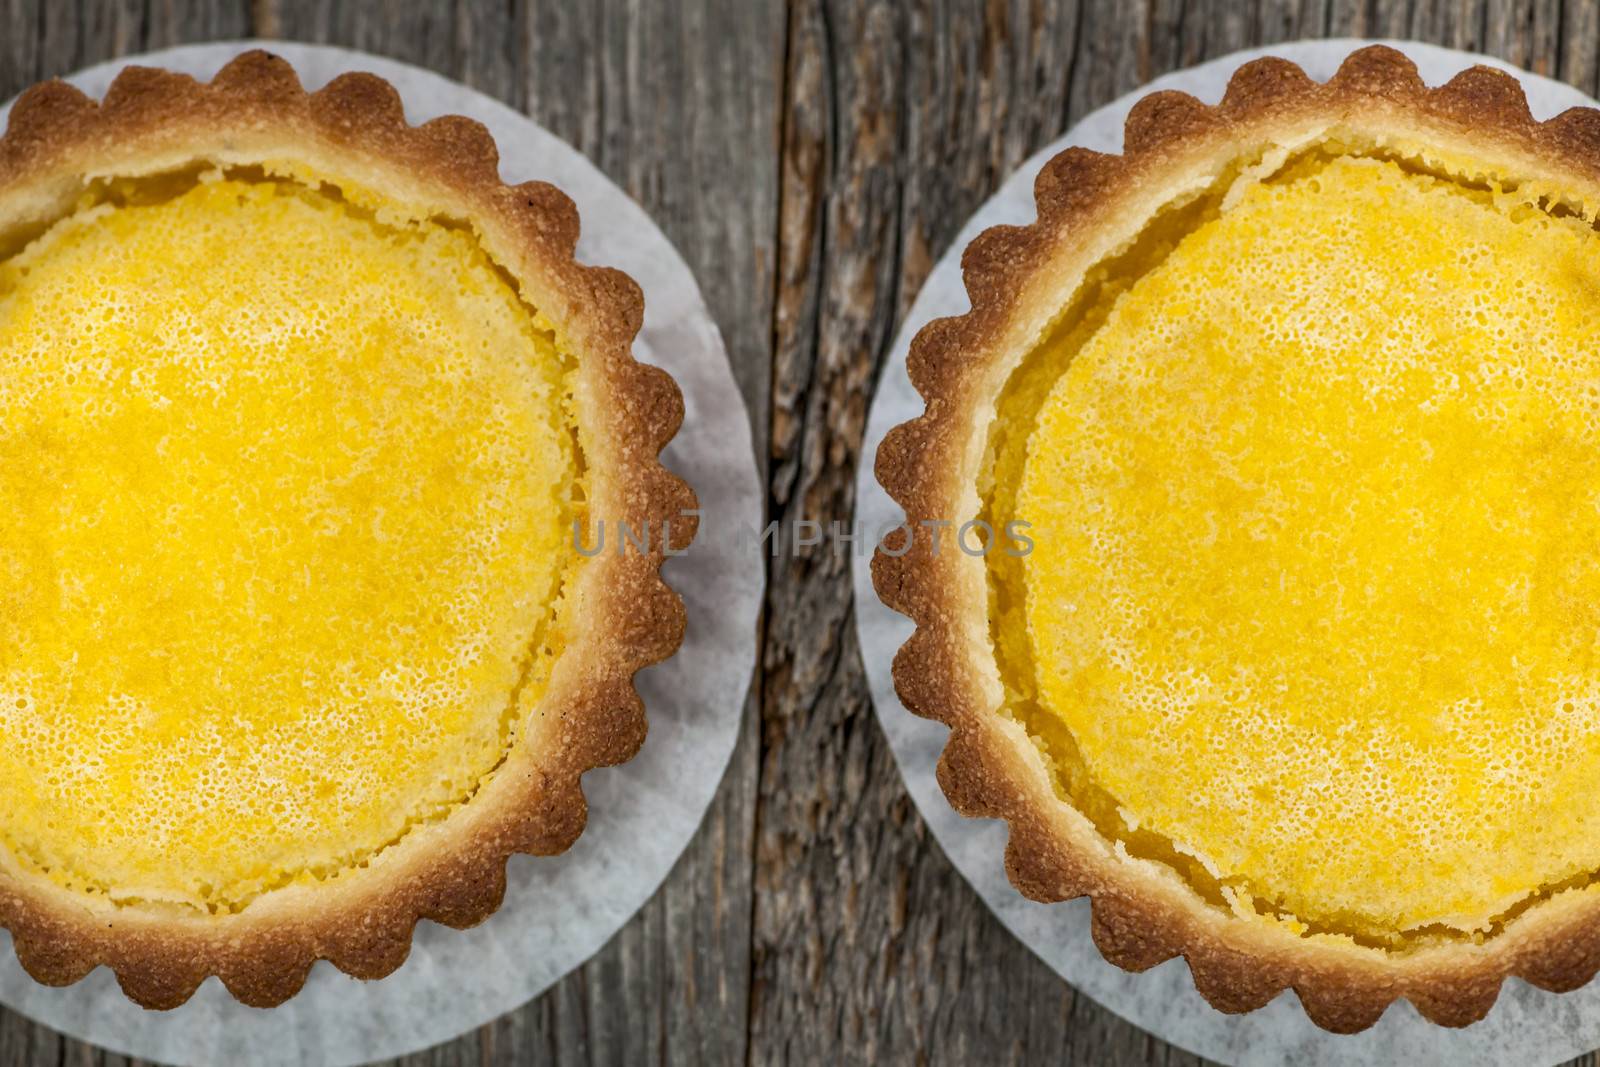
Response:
0,52,695,1009
874,46,1600,1032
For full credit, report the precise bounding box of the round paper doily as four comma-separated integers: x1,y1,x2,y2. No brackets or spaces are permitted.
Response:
853,39,1600,1067
0,41,763,1067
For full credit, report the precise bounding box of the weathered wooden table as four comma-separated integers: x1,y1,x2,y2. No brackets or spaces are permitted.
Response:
2,1,1599,1064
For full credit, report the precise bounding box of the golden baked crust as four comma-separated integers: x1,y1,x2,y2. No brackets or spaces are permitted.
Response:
0,51,696,1009
872,45,1600,1033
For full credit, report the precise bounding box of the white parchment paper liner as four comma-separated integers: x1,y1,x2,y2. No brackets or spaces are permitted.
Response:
0,41,764,1067
852,38,1600,1067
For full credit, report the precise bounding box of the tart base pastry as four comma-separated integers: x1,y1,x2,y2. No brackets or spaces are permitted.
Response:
874,45,1600,1032
0,52,694,1009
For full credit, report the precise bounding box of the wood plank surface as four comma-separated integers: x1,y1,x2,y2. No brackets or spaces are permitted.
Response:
0,2,1597,1065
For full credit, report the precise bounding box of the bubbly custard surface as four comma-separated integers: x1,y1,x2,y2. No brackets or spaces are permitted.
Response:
0,175,578,910
1011,155,1600,938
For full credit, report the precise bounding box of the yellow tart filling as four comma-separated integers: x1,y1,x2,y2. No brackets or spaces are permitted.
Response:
0,170,581,911
991,150,1600,944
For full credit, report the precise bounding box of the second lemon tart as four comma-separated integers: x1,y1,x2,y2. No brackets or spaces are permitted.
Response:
876,46,1600,1031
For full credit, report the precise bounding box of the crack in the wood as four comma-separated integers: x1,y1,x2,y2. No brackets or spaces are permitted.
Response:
31,0,45,81
1557,0,1569,83
747,0,806,1062
765,0,839,521
451,0,466,84
796,0,840,514
594,0,609,174
1061,0,1087,128
874,0,909,401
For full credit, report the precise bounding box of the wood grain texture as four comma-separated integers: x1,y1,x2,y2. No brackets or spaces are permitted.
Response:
0,1,1599,1065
